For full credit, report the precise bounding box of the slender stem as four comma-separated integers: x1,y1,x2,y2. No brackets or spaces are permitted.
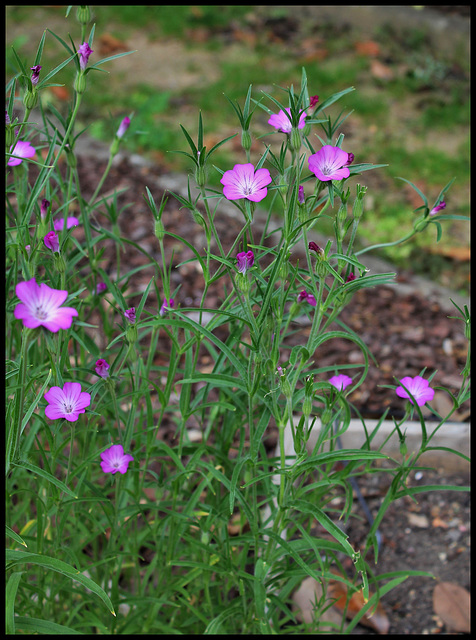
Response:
88,153,114,208
7,328,31,473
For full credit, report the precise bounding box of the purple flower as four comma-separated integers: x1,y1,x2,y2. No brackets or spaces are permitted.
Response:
429,201,446,216
344,152,355,166
236,250,255,274
14,278,78,332
30,65,42,86
44,381,91,422
345,272,356,283
78,42,93,70
298,185,305,204
95,359,110,379
328,374,353,391
6,110,11,125
268,108,307,134
396,375,435,407
159,297,175,316
53,216,79,231
44,231,60,253
309,95,319,109
124,307,136,324
308,241,324,255
40,199,50,219
116,116,131,139
8,140,36,167
100,444,134,475
95,282,107,295
308,145,351,182
220,163,272,203
297,290,317,306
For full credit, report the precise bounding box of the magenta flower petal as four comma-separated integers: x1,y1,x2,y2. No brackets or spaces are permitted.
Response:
328,374,353,391
95,359,110,379
14,279,78,332
44,231,60,253
100,444,134,475
8,140,36,167
44,382,91,422
78,42,93,70
308,145,351,182
396,375,435,406
268,108,307,133
53,216,79,231
220,163,272,202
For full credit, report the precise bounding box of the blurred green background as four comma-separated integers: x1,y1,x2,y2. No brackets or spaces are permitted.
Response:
6,5,470,292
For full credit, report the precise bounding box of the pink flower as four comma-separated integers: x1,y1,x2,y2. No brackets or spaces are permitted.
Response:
345,272,356,283
30,65,42,86
220,163,272,202
44,231,60,253
297,290,317,306
100,444,134,475
159,297,174,316
429,201,446,216
396,375,435,406
44,382,91,422
308,145,351,182
236,250,255,274
8,140,36,166
116,116,131,139
95,359,110,379
298,185,305,204
14,278,78,332
329,374,353,391
268,108,307,134
53,216,79,231
78,42,93,70
95,282,107,295
309,95,319,109
124,307,136,323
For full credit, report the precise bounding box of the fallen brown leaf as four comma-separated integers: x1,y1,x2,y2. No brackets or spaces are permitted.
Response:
370,60,394,81
433,581,470,632
328,577,390,634
354,40,381,57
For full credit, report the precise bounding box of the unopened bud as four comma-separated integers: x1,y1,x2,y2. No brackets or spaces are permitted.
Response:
74,71,87,95
23,89,38,111
241,129,252,152
290,126,302,152
195,163,207,188
154,219,165,241
76,5,91,25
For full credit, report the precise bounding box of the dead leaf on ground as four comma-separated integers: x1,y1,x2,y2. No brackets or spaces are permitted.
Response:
354,40,381,57
433,581,470,632
370,60,395,81
98,33,128,55
293,572,390,634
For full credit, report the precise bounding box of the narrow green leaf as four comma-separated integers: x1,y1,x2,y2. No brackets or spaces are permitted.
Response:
11,461,77,499
5,550,115,616
6,572,23,634
21,369,52,433
5,525,28,548
14,616,82,634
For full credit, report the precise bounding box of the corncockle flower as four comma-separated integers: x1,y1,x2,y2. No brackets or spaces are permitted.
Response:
30,65,42,85
396,375,435,406
5,110,10,124
100,444,134,475
297,290,317,306
159,297,175,316
268,107,307,133
308,241,323,255
309,95,319,108
298,185,305,204
14,278,78,332
8,140,36,167
44,382,91,422
53,216,79,231
95,359,110,379
40,199,50,219
308,145,351,182
44,231,60,253
220,163,272,202
345,152,355,166
346,272,356,283
124,307,136,323
95,282,107,295
329,374,353,391
429,201,446,216
117,116,131,139
78,42,93,70
236,250,255,274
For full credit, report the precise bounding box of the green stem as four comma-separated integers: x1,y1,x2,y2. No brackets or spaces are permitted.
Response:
7,328,31,474
88,153,114,208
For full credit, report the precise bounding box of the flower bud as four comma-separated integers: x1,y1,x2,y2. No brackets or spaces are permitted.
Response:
235,272,251,295
195,163,207,188
290,126,302,152
414,217,429,233
352,184,367,220
241,128,252,152
23,88,38,111
76,5,91,25
54,252,67,274
74,71,87,95
30,65,42,86
302,395,313,418
154,218,165,242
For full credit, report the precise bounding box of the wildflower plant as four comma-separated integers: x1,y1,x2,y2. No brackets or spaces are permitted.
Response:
5,9,470,636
